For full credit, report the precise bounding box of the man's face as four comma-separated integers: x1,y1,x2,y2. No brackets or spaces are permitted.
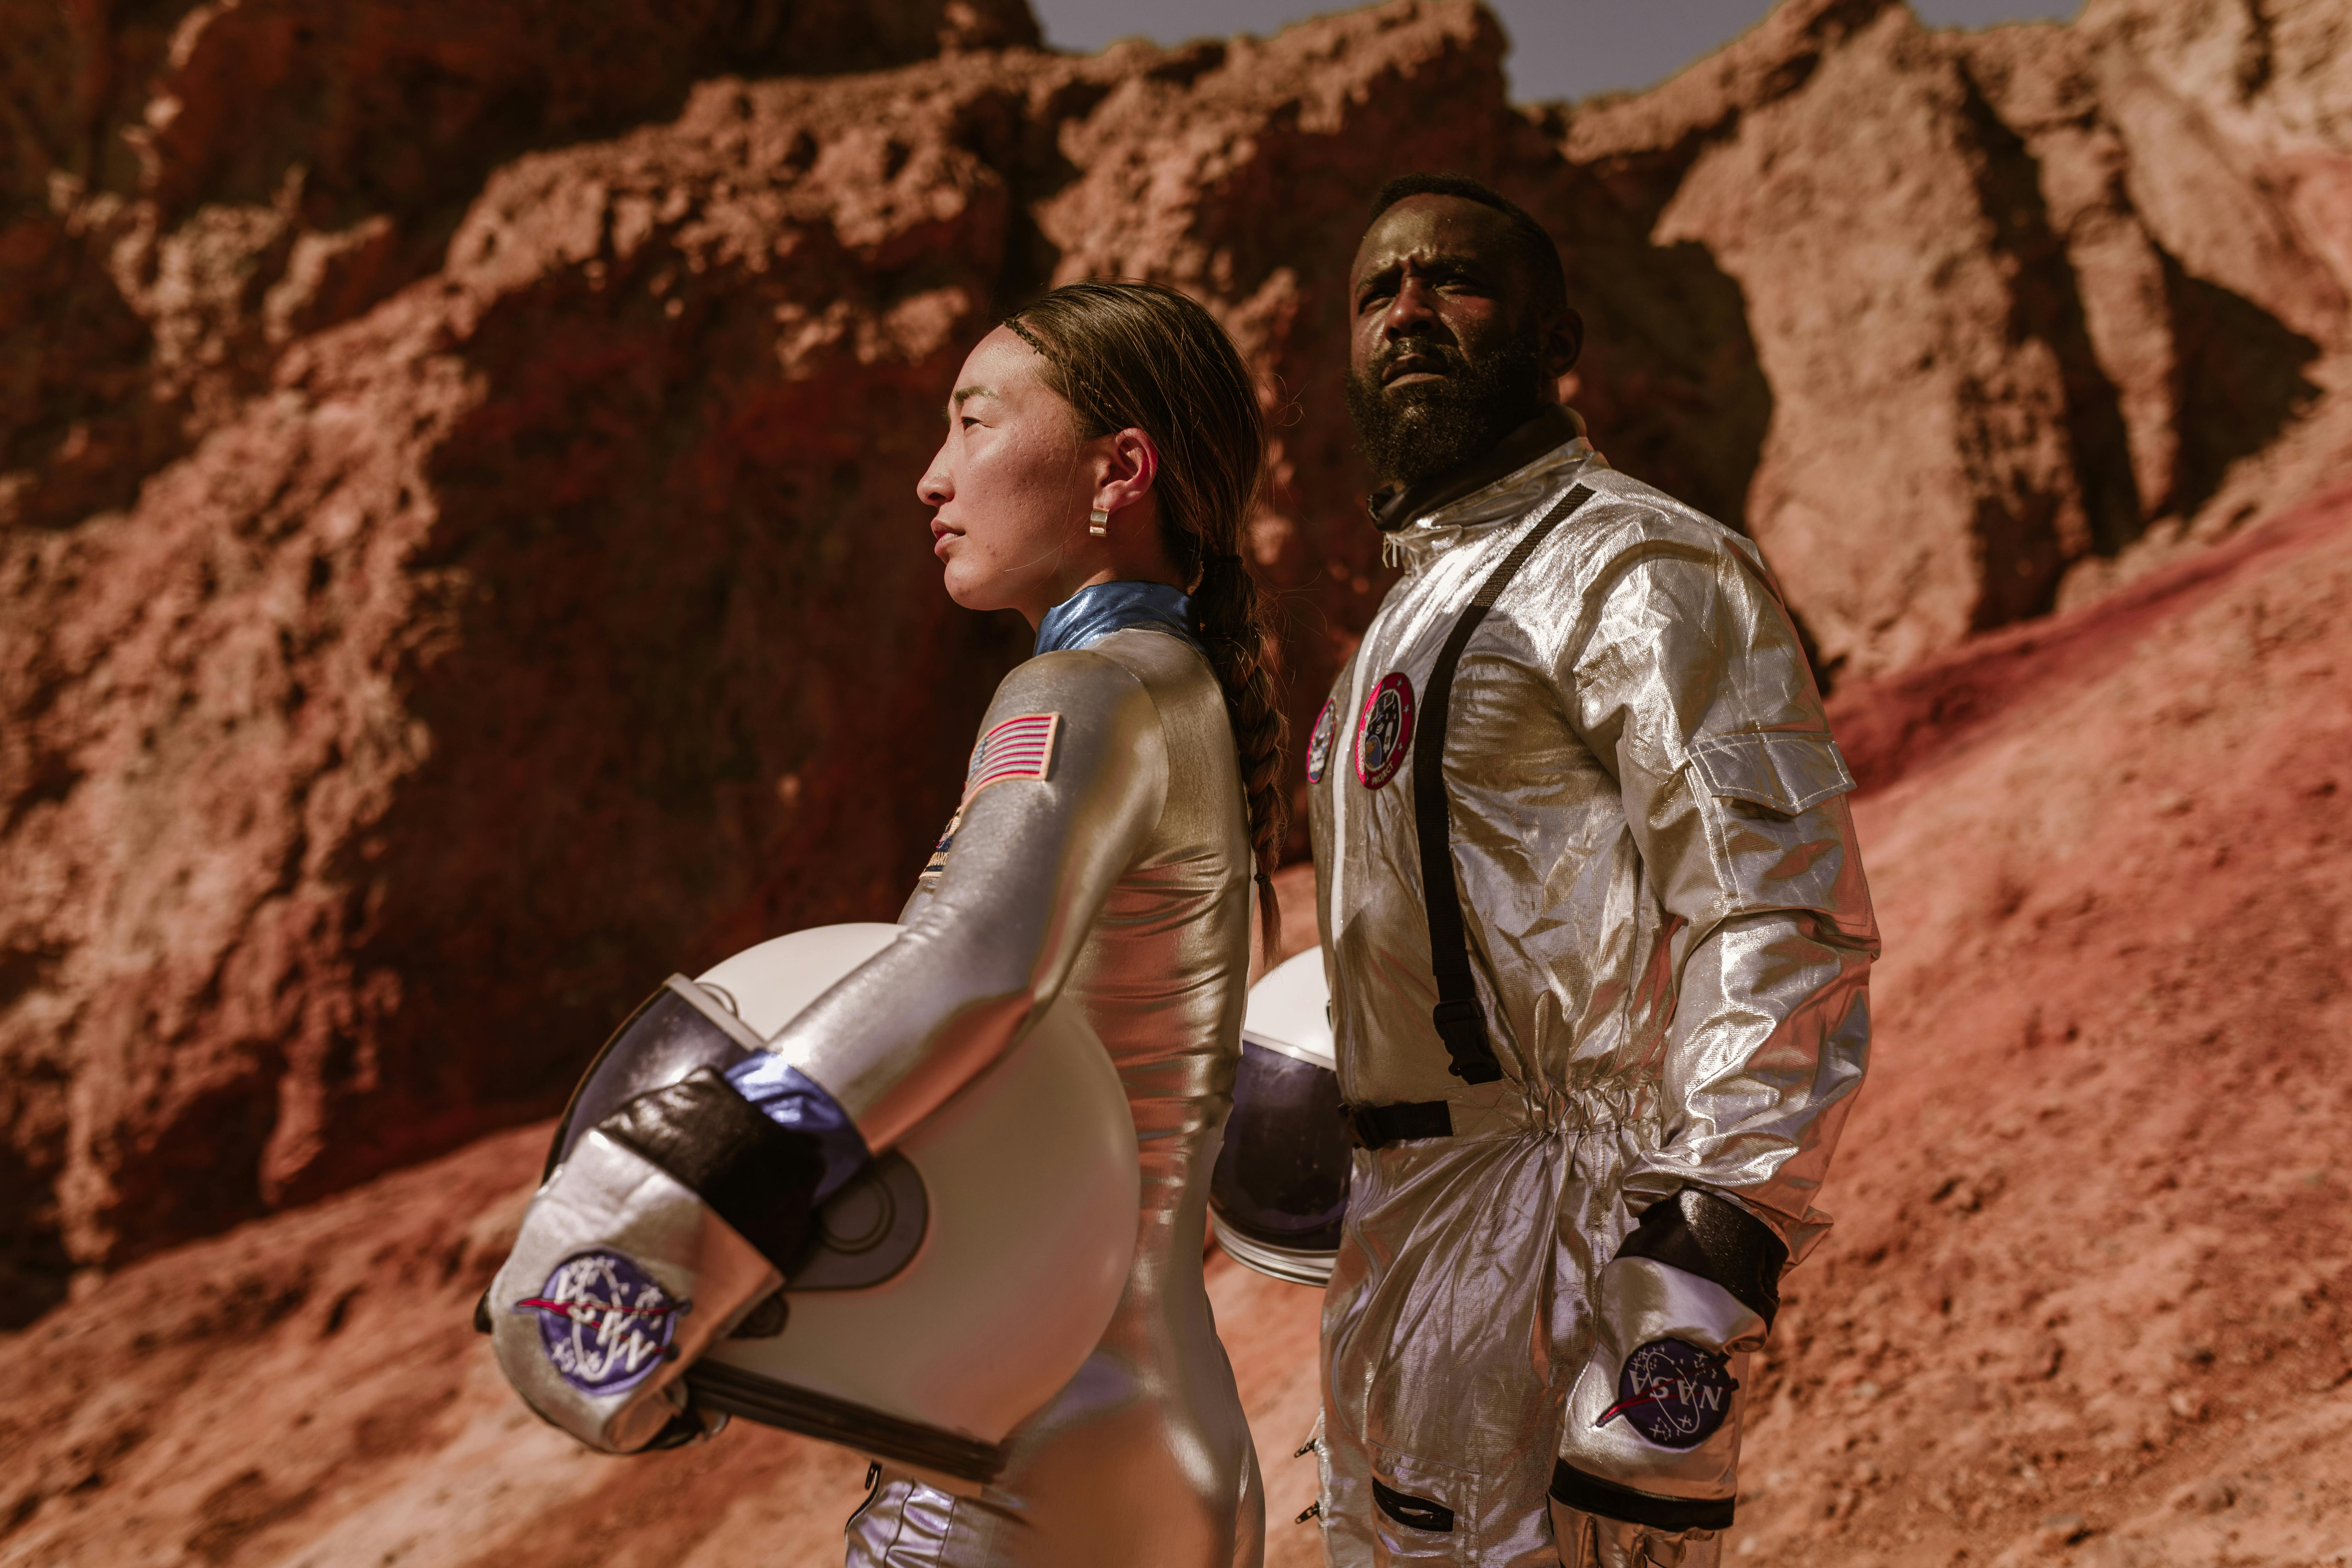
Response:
1343,194,1581,489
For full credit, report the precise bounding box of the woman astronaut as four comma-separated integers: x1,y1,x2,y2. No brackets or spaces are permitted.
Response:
487,280,1282,1562
763,280,1285,1566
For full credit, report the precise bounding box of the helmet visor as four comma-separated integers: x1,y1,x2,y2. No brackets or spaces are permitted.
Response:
543,977,766,1178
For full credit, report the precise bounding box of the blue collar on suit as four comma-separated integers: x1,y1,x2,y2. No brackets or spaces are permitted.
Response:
1034,580,1200,656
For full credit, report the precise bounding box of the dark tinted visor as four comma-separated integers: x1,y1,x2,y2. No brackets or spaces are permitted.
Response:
1209,1039,1351,1250
543,977,766,1178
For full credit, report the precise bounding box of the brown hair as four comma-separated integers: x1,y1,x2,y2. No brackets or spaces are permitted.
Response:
1007,280,1288,953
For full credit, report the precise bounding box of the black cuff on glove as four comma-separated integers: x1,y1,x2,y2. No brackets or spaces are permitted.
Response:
1615,1188,1789,1328
1550,1459,1735,1533
596,1066,826,1270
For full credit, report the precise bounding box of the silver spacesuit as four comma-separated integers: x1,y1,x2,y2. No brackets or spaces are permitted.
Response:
772,584,1262,1566
1305,418,1877,1565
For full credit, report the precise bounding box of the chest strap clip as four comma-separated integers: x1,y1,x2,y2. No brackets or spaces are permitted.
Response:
1430,999,1495,1085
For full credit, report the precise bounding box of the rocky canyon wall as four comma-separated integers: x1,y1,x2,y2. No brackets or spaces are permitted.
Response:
4,0,2348,1312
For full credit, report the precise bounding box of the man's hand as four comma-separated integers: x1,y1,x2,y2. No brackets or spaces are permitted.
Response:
1552,1506,1725,1567
1549,1190,1786,1561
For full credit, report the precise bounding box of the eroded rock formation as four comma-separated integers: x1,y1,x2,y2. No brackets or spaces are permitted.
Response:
6,482,2351,1562
4,0,2348,1312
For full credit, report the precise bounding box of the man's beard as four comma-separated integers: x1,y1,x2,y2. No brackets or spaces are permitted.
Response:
1344,326,1547,490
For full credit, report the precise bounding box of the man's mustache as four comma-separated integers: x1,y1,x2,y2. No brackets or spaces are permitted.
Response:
1366,334,1468,387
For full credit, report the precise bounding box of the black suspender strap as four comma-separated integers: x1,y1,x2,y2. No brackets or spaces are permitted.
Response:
1412,483,1595,1084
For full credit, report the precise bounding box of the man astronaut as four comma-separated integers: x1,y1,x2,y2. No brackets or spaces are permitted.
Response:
1304,174,1878,1565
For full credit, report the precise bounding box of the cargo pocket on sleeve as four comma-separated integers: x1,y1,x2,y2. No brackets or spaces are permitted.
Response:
1687,731,1861,919
1688,731,1853,817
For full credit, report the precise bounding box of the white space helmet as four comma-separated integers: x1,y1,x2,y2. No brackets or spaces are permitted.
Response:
687,925,1138,1488
499,924,1138,1490
1208,950,1351,1286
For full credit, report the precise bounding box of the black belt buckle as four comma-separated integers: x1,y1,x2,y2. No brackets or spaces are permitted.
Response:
1338,1100,1453,1150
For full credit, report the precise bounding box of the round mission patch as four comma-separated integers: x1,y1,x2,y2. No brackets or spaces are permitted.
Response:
1305,698,1338,783
1595,1337,1740,1449
1353,672,1415,790
513,1249,689,1397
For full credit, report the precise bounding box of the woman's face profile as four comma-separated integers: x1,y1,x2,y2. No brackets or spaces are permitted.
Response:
917,327,1095,622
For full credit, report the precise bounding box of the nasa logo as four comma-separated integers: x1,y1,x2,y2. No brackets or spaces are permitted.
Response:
921,806,964,881
1305,699,1338,784
1594,1338,1740,1449
1353,673,1415,791
513,1250,690,1397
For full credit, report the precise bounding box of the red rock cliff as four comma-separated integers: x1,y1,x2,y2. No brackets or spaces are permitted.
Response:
4,0,2348,1312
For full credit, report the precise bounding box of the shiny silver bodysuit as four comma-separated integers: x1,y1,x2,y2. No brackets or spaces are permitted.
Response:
1305,434,1878,1564
764,620,1263,1567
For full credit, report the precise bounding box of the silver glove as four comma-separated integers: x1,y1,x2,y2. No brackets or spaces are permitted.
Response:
490,1127,783,1453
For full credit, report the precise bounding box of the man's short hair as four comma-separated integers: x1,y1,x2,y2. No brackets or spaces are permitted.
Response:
1365,173,1568,318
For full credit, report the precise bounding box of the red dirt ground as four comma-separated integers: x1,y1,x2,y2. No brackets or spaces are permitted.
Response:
4,484,2348,1566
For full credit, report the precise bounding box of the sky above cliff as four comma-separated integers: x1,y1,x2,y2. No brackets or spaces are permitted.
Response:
1032,0,2080,102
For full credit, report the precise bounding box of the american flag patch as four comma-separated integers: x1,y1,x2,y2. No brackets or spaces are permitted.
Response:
963,713,1060,802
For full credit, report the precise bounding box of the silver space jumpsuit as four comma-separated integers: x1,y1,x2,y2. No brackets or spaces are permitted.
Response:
770,585,1263,1567
1305,422,1877,1564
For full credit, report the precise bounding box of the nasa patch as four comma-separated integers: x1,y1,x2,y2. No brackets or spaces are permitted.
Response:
1353,673,1415,790
1594,1338,1740,1450
921,806,963,882
1305,699,1338,784
513,1250,689,1397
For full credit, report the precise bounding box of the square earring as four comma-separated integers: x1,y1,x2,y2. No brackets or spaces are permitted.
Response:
1088,507,1109,537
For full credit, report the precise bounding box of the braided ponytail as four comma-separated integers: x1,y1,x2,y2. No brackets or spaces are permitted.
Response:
1193,554,1290,955
1007,281,1289,954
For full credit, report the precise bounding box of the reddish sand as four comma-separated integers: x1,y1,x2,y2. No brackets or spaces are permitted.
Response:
1726,481,2352,1568
4,487,2348,1564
